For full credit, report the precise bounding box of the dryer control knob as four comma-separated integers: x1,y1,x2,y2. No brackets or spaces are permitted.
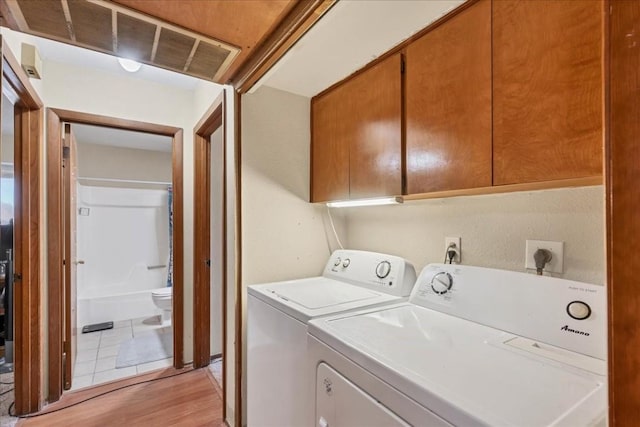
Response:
342,258,351,268
333,257,341,267
567,301,591,320
431,272,453,295
376,261,391,279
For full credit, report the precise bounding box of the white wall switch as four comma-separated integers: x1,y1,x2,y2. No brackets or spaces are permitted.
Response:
525,239,564,273
445,237,461,264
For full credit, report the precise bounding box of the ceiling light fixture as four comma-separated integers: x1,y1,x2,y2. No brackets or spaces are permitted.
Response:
118,57,142,73
326,197,403,208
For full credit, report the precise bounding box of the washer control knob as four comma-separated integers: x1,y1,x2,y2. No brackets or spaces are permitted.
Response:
376,261,391,279
567,301,591,320
333,257,341,267
431,272,453,295
342,258,351,268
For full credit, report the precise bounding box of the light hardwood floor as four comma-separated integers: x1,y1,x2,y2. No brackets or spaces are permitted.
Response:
18,368,223,426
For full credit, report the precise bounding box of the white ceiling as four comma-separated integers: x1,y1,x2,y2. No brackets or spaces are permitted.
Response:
73,124,173,153
0,27,206,91
259,0,466,98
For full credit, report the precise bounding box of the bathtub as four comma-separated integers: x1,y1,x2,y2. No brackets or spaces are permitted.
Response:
76,185,171,328
78,283,166,327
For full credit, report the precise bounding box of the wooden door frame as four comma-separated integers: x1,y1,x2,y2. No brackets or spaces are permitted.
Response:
1,39,43,415
192,90,227,413
46,109,184,403
606,1,640,424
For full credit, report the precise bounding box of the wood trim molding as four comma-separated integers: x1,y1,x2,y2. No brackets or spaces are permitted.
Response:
46,109,64,404
46,109,185,403
607,1,640,423
3,42,44,413
172,129,184,369
231,0,337,93
47,109,180,136
192,90,227,415
233,90,243,427
401,176,603,202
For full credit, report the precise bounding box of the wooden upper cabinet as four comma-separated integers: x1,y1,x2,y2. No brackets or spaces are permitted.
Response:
493,0,603,185
405,0,492,194
311,89,350,202
311,53,402,202
348,53,402,199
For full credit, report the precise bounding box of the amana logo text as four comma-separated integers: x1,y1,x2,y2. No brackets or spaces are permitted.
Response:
560,325,590,336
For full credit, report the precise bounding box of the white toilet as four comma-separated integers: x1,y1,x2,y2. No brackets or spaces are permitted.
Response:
151,287,172,326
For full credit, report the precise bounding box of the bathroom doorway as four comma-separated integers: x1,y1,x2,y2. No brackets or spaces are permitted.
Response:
47,109,184,402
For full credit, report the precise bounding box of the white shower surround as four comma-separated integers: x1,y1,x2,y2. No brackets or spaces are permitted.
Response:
77,184,170,327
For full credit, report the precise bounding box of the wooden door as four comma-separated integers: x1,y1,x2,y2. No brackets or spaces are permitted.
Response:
492,0,603,185
63,123,78,390
311,85,350,202
405,0,491,194
347,53,402,199
311,53,402,202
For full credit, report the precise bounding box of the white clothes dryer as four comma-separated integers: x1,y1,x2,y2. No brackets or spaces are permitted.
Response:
247,249,416,427
309,264,607,427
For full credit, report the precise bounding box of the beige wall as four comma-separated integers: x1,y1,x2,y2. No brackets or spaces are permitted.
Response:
76,143,172,183
241,85,345,422
344,186,605,284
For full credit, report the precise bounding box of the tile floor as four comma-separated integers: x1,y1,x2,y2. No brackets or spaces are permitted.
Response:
73,315,172,390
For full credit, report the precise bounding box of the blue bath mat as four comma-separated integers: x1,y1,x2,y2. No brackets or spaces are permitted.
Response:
115,330,173,368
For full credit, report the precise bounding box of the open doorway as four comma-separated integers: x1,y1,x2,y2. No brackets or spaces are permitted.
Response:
68,123,176,390
46,109,184,402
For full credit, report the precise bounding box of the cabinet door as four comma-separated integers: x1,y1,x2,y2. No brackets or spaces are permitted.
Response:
405,0,492,194
347,53,402,199
311,90,350,202
493,0,602,185
311,53,402,202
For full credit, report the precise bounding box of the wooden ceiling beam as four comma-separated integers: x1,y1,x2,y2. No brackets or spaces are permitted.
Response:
230,0,336,93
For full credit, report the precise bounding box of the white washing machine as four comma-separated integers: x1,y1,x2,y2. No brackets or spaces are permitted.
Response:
309,264,607,427
247,250,417,427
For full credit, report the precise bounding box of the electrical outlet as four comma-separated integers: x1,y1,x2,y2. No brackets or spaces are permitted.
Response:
444,237,461,264
525,239,564,273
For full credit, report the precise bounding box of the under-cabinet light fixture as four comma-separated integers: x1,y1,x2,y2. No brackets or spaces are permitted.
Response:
118,57,142,73
326,197,403,208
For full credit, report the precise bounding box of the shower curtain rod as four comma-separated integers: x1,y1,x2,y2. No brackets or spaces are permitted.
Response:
78,177,172,186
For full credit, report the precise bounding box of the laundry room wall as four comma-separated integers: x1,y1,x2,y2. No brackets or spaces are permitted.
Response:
240,85,345,423
344,186,605,285
241,86,344,287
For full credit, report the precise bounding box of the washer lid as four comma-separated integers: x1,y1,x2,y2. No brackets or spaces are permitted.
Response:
309,304,607,427
267,279,379,309
248,277,400,323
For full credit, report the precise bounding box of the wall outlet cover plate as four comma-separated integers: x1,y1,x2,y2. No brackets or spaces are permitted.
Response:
525,239,564,273
445,236,461,264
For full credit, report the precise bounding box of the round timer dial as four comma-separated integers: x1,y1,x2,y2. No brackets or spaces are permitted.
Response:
376,261,391,279
431,272,453,295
